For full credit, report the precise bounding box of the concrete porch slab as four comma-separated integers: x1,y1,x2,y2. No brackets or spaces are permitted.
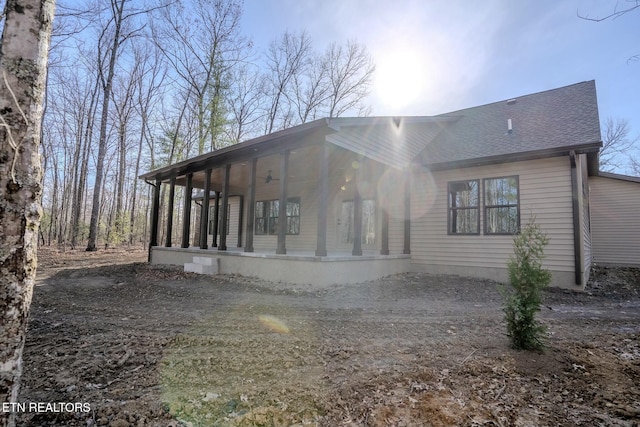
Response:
152,246,411,288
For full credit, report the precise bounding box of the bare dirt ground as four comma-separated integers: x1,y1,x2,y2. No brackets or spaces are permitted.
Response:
16,248,640,426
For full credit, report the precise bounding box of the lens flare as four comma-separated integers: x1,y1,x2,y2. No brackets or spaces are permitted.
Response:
258,314,290,334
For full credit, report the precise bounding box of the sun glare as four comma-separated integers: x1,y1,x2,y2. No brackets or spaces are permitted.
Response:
375,50,425,110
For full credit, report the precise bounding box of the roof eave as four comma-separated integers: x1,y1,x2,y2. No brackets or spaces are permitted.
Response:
420,141,603,171
597,171,640,183
139,118,331,181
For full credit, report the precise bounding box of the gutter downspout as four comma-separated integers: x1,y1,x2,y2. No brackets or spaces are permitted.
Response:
569,151,582,286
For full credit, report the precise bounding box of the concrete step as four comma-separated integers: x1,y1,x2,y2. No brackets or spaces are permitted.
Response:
184,262,218,274
184,257,219,275
192,256,216,266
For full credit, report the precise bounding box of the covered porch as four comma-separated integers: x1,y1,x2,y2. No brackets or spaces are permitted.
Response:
140,119,413,286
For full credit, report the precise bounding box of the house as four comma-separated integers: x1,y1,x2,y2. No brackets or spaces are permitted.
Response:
590,172,640,266
139,80,637,290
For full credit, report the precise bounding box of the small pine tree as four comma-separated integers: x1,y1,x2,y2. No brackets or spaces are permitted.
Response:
503,217,552,351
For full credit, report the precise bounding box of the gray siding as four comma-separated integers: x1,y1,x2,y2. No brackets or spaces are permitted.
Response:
590,176,640,266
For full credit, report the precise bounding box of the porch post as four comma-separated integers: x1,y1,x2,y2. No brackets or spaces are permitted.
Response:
316,144,330,256
403,170,411,254
245,157,257,252
276,150,290,255
237,195,244,247
181,173,193,248
149,178,161,262
212,191,220,247
352,159,363,256
200,169,212,249
165,176,175,247
381,206,390,255
219,164,231,251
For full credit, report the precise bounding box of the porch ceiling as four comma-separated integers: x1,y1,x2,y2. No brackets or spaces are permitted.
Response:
173,144,385,197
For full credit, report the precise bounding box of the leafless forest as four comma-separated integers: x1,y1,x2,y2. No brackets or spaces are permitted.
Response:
39,0,375,251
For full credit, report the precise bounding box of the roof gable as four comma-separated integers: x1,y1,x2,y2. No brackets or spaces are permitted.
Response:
325,116,455,168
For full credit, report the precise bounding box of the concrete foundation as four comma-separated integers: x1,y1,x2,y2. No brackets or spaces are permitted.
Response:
152,246,411,288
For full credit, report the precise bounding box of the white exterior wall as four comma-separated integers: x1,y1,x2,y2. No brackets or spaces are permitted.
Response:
590,176,640,266
410,156,579,288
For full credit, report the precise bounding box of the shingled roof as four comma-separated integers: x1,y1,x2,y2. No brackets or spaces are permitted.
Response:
140,81,603,182
417,80,602,168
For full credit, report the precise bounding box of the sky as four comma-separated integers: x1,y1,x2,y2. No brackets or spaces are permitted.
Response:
241,0,639,146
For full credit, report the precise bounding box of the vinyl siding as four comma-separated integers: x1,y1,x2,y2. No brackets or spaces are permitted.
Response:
590,176,640,266
579,154,592,282
410,156,575,276
206,196,241,248
251,179,319,252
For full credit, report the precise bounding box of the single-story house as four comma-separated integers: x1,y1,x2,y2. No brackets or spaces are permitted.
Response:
139,80,639,289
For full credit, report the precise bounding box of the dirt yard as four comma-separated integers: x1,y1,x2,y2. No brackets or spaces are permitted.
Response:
16,248,640,426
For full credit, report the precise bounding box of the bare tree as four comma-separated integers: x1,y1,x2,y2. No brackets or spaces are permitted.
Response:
152,0,248,154
0,1,56,426
600,117,638,172
324,40,375,118
130,42,166,244
226,63,265,142
86,0,130,251
578,1,639,21
578,2,640,62
86,0,165,251
263,30,311,133
291,54,328,123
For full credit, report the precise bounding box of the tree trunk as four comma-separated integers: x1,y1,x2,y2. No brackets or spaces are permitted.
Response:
0,1,55,426
129,126,144,244
86,0,126,251
71,79,98,249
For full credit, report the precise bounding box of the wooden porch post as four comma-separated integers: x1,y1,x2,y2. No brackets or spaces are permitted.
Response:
403,170,411,255
245,158,257,252
277,150,290,254
219,164,231,251
200,169,212,249
237,195,244,247
352,159,363,256
149,178,161,262
165,176,175,247
181,173,193,248
381,206,390,255
212,191,220,247
316,144,330,256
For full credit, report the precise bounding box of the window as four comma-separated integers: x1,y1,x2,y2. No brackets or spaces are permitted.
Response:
484,176,519,234
448,180,479,234
340,199,376,244
254,198,300,235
